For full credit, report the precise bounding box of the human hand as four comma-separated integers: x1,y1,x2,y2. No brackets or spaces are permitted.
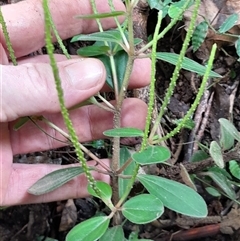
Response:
0,0,151,206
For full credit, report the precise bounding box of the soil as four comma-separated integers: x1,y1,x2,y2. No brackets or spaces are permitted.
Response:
1,0,240,241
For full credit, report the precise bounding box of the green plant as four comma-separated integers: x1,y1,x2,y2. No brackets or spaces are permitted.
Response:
192,11,240,60
190,118,240,202
0,0,222,240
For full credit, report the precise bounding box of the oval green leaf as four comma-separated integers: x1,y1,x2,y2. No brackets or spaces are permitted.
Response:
66,216,110,241
190,150,209,162
77,46,110,57
205,187,221,197
218,13,239,33
103,127,144,138
168,0,193,19
219,118,235,151
209,141,224,168
87,181,113,208
28,167,85,195
219,118,240,142
192,21,208,52
229,160,240,180
122,194,164,224
205,168,236,200
156,52,222,78
97,50,128,90
137,174,207,217
119,147,135,198
99,226,125,241
71,30,123,44
132,146,170,165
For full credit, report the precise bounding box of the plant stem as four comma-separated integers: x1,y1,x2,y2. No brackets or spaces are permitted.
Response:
111,1,135,208
46,6,70,59
108,0,129,50
43,0,101,197
115,9,163,209
141,10,162,149
136,0,191,55
154,43,217,144
0,7,17,65
149,0,200,141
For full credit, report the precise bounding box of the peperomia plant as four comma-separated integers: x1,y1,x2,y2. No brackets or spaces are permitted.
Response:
0,0,223,240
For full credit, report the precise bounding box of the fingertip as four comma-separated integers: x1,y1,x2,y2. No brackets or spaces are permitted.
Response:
62,58,106,91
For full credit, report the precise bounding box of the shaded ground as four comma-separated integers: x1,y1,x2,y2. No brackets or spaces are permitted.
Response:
1,0,240,240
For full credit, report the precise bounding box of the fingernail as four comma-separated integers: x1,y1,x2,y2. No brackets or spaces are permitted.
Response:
65,59,104,89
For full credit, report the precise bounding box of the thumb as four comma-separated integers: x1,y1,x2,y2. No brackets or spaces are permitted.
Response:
1,58,106,122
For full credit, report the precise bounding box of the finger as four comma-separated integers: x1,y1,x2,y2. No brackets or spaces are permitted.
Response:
0,123,12,204
126,58,151,89
2,161,110,206
18,55,151,90
0,0,125,57
17,54,72,64
1,58,106,122
10,98,147,155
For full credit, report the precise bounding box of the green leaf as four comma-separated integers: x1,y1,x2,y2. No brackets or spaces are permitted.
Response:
66,216,110,241
91,39,120,53
28,167,85,195
192,21,208,52
147,0,169,17
134,38,143,46
77,46,110,57
132,146,170,165
71,30,123,45
235,37,240,60
99,226,125,241
119,147,136,198
173,118,195,129
75,11,125,19
69,96,100,110
205,168,236,200
168,0,194,19
113,50,129,89
229,160,240,180
208,166,232,179
128,229,153,240
97,50,128,90
87,181,112,199
122,194,164,224
137,174,207,217
205,187,221,197
168,2,182,19
190,150,209,162
88,181,113,207
128,230,139,240
219,118,240,142
219,118,235,151
218,13,239,33
209,141,224,168
156,52,222,78
148,0,164,10
103,127,144,138
91,139,105,149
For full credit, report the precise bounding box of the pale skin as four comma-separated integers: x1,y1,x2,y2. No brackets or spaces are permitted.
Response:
0,0,151,206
